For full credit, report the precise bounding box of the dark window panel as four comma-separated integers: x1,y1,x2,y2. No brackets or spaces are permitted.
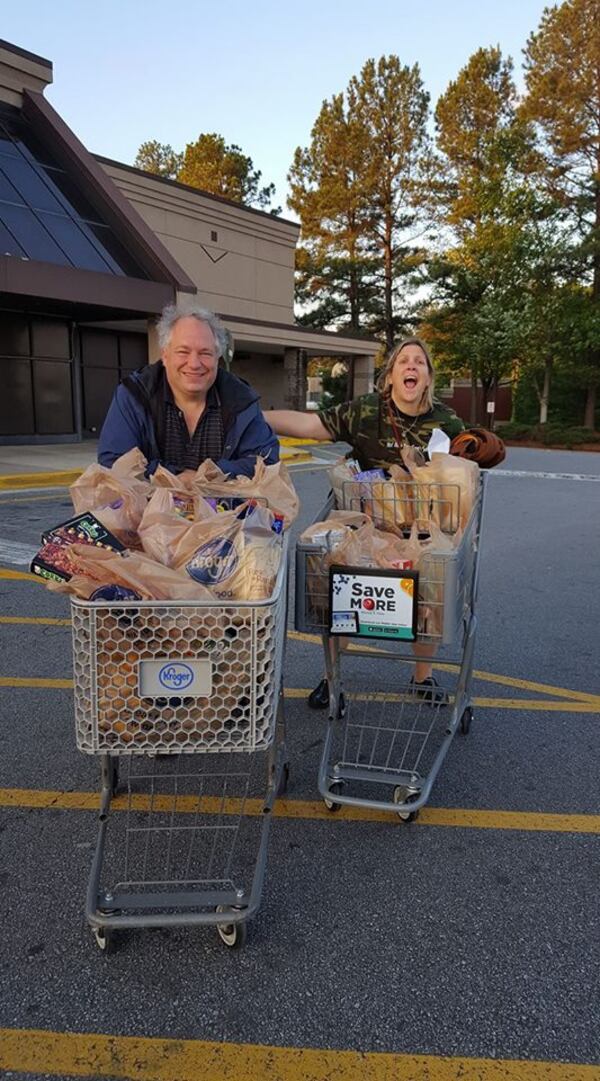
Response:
0,313,30,356
32,359,74,434
0,124,20,158
119,333,147,372
80,328,119,369
0,357,34,434
0,218,27,257
0,203,71,265
85,223,146,278
42,168,105,224
31,319,71,360
0,156,67,214
0,168,26,204
82,366,119,432
36,212,113,273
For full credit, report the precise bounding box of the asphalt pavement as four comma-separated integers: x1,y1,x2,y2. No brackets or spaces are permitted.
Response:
0,447,598,1081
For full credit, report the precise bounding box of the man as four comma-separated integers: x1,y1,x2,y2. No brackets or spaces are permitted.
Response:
98,303,278,477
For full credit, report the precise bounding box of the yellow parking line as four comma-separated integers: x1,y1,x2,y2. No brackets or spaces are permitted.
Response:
1,786,599,834
0,675,597,712
0,615,71,626
0,675,596,711
287,630,600,706
0,469,81,489
0,676,72,689
0,1027,597,1081
0,567,38,581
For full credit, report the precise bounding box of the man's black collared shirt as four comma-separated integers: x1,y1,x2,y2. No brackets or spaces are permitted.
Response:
162,379,225,471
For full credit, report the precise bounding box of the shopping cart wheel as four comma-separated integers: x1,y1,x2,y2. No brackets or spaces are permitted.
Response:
215,906,247,949
324,780,344,812
393,786,419,822
460,707,473,735
92,926,114,953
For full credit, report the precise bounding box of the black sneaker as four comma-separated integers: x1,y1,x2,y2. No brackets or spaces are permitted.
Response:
308,678,329,710
408,676,449,707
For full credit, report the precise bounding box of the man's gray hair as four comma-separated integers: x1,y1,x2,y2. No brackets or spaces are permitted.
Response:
156,302,229,358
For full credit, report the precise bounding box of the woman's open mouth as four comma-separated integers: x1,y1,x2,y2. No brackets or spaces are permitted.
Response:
403,375,418,389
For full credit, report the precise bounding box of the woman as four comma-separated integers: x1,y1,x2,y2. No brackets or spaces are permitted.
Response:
264,337,465,707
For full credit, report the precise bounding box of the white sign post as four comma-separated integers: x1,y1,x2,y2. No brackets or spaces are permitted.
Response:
329,566,418,642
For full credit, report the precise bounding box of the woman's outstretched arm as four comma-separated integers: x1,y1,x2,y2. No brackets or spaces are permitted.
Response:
263,410,331,442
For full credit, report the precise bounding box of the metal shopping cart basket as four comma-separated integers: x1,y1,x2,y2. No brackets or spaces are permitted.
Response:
72,536,289,951
295,476,486,819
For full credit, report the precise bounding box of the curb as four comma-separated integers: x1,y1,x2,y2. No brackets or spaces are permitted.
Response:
0,451,315,492
0,470,84,491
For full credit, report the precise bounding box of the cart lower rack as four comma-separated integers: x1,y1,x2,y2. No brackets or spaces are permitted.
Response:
72,537,289,950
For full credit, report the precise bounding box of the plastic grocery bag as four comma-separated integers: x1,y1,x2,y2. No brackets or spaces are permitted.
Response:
172,504,283,600
192,458,299,526
299,511,370,624
327,458,361,512
70,448,151,546
150,465,195,519
401,448,478,532
47,543,213,601
138,488,217,566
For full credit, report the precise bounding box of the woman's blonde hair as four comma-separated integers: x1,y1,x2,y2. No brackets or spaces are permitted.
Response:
376,337,435,411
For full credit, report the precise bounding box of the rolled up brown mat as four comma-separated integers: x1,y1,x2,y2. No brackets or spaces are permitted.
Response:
450,428,506,468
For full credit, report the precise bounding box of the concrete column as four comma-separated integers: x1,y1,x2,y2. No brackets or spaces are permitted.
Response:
147,319,160,364
351,354,375,398
283,347,308,409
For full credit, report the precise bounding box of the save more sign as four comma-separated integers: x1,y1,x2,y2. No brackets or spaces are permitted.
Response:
328,566,418,641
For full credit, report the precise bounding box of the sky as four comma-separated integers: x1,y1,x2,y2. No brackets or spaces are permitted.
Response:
3,0,551,216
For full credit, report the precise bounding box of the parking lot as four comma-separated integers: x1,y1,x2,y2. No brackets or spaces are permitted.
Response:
0,446,599,1080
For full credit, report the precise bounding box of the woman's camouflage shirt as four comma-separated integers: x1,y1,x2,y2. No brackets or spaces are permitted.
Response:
318,394,465,470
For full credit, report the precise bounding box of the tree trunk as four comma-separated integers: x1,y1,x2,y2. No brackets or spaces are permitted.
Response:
470,367,478,425
349,264,360,331
480,376,494,428
384,216,394,351
539,357,552,425
583,381,596,429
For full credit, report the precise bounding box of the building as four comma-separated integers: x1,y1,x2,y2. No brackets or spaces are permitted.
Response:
0,39,377,445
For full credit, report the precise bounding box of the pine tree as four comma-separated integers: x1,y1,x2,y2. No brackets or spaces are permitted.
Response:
352,57,431,348
522,0,600,428
134,140,183,179
428,47,536,421
288,92,375,332
178,134,279,212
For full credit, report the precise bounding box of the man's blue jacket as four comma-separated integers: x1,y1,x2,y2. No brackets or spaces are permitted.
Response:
97,362,278,477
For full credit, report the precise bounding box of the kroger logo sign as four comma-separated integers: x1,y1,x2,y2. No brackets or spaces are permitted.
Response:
186,537,238,585
158,663,194,691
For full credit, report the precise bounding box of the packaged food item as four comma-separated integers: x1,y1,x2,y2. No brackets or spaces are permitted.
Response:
31,513,125,582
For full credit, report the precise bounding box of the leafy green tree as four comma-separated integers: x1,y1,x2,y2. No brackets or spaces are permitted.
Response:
134,140,183,179
178,133,279,212
522,0,600,427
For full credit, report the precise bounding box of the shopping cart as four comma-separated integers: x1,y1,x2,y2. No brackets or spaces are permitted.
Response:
295,477,486,819
72,536,289,951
